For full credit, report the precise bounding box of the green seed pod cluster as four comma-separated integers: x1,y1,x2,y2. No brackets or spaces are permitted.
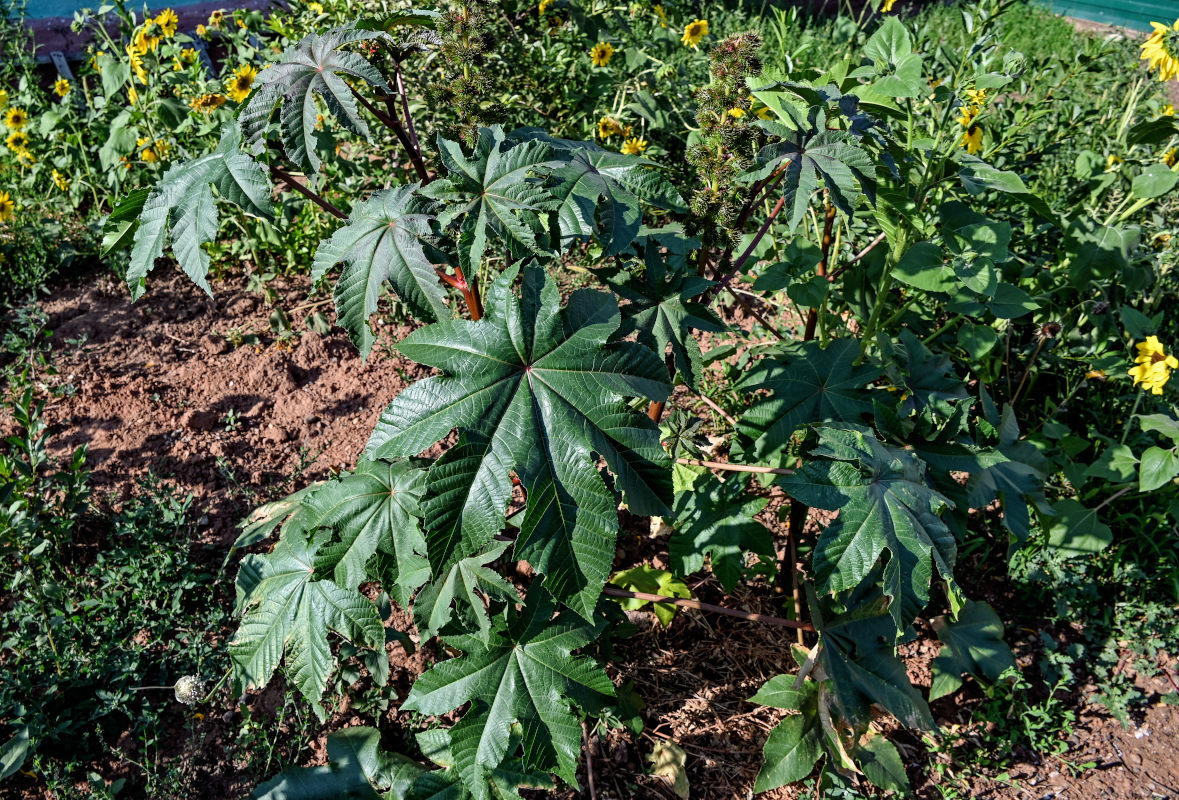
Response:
686,31,764,259
426,1,507,146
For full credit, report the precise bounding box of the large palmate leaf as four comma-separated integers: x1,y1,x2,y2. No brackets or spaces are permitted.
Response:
929,600,1016,700
304,457,428,605
312,183,449,357
513,129,684,254
815,589,935,730
124,124,272,300
410,729,555,800
240,25,390,175
782,426,959,634
600,239,726,389
252,726,424,800
403,592,614,795
670,473,773,593
747,110,874,231
751,680,824,792
229,527,384,719
966,392,1048,551
412,539,519,644
737,339,881,462
366,266,671,617
420,127,557,274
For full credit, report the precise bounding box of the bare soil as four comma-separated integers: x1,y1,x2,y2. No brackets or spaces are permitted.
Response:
4,267,1177,800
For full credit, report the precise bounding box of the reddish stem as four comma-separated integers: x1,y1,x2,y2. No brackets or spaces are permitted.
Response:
802,201,837,340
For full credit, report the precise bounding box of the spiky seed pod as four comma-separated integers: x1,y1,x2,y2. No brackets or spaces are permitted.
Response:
685,29,766,268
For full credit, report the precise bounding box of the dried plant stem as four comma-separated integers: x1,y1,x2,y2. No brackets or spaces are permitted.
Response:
603,586,814,630
693,391,739,429
725,285,785,340
581,721,598,800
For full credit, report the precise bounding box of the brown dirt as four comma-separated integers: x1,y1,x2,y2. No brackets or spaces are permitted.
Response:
4,267,1178,800
30,269,429,547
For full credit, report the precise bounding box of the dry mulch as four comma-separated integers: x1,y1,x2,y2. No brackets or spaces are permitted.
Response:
3,266,1177,800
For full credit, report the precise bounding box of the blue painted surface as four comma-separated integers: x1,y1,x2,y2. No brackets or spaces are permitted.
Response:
26,0,208,19
1035,0,1177,32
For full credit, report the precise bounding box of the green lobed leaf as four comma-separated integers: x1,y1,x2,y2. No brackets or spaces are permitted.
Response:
857,734,911,795
737,339,881,462
511,129,684,254
782,426,958,634
403,591,614,789
312,183,450,357
747,119,875,231
609,565,692,627
413,539,519,644
928,600,1015,701
1044,498,1112,558
753,681,824,792
599,238,727,389
229,528,385,719
420,127,557,274
252,726,425,800
125,124,273,300
670,473,772,593
305,457,429,604
239,25,392,175
367,266,671,618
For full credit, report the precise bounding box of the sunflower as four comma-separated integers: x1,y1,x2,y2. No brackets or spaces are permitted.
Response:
538,0,553,13
620,137,647,155
4,107,27,129
226,64,258,103
128,46,149,84
964,87,988,108
597,115,622,139
1164,148,1178,168
1164,103,1175,117
5,130,28,151
881,0,897,11
191,92,227,113
681,18,708,48
309,1,323,13
590,41,614,67
156,8,178,37
1105,154,1123,171
128,85,139,105
653,4,668,28
133,25,161,53
726,107,745,118
0,190,13,222
53,77,70,97
137,137,170,163
51,169,70,191
0,89,8,109
959,123,982,155
1141,19,1179,82
208,9,224,28
196,23,207,36
1129,336,1179,394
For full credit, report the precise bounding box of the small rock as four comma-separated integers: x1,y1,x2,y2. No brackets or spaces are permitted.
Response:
201,333,230,355
263,425,289,443
181,409,218,431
